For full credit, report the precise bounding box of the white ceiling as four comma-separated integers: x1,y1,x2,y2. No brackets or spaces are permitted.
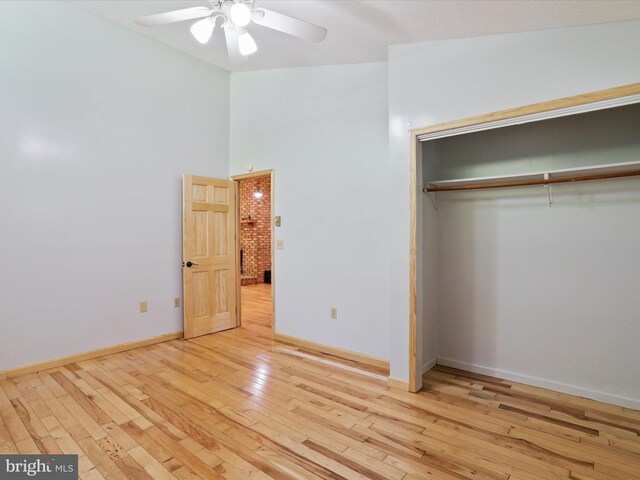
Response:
68,0,640,72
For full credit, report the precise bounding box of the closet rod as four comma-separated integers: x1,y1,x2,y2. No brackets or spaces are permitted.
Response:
425,169,640,193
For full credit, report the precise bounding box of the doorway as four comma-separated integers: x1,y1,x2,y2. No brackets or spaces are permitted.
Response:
232,170,275,332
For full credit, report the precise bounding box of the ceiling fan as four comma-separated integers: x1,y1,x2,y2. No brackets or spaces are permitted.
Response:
134,0,327,63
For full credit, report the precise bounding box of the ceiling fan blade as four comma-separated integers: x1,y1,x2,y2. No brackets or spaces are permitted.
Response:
252,8,327,43
135,7,213,27
224,25,247,64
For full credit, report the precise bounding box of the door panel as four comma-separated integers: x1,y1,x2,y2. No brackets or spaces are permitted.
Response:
183,175,238,339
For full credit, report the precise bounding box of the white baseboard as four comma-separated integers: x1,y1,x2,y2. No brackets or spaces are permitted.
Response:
436,357,640,410
422,356,437,374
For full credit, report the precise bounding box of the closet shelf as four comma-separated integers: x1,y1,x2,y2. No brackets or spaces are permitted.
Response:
424,160,640,193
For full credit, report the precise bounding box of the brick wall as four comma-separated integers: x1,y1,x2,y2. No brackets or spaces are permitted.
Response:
239,175,271,285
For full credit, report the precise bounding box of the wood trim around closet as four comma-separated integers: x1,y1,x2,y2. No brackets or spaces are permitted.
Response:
413,82,640,137
407,82,640,394
408,134,420,392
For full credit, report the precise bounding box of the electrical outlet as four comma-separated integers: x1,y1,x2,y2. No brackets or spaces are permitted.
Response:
140,301,148,313
330,307,337,319
174,298,181,308
276,239,284,249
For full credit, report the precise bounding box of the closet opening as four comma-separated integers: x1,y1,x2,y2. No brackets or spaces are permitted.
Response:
408,83,640,409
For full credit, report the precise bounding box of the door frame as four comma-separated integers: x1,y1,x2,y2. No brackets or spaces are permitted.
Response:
231,169,276,333
408,82,640,393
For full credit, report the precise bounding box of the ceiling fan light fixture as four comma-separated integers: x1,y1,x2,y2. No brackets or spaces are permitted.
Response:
190,17,214,44
230,2,252,27
238,30,257,56
135,3,327,63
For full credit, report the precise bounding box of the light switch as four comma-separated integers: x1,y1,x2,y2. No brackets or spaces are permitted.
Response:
275,216,281,227
140,301,148,313
276,239,284,249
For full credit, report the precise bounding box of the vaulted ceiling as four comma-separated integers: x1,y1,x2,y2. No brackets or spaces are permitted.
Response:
69,0,640,72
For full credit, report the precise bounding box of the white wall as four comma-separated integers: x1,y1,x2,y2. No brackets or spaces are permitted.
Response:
0,1,230,371
389,19,640,404
229,63,390,360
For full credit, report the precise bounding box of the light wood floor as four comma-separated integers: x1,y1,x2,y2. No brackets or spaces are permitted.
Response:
2,285,640,479
241,283,272,329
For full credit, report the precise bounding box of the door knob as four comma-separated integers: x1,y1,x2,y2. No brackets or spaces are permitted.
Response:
185,261,198,268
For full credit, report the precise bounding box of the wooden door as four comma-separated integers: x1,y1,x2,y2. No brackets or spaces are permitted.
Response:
183,175,238,338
